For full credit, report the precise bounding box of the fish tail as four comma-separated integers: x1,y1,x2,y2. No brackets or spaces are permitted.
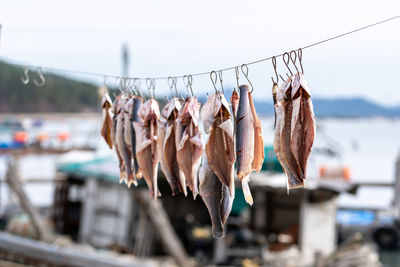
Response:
241,176,253,206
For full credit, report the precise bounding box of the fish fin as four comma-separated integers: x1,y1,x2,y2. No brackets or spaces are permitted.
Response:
218,119,234,139
241,176,253,206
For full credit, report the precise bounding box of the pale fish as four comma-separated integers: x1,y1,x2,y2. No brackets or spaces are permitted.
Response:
176,97,203,199
134,99,161,199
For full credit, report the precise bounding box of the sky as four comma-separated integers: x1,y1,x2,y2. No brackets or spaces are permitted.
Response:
1,0,400,105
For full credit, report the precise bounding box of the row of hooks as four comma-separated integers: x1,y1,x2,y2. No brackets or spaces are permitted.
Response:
20,66,46,87
21,48,305,98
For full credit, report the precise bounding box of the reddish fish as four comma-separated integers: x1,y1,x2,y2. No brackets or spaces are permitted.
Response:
176,96,203,199
134,99,161,199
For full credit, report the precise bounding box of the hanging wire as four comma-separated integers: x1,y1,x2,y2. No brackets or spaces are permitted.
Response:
6,15,400,81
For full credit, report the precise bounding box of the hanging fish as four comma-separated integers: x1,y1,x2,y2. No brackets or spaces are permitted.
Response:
111,95,127,183
129,96,143,179
248,92,264,172
200,92,235,196
235,85,255,205
274,99,300,190
275,77,304,189
116,97,135,186
199,155,233,239
290,73,316,181
100,89,113,149
230,89,240,119
176,96,203,199
157,98,186,196
133,99,161,199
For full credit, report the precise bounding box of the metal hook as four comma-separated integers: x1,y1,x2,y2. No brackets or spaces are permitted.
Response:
298,48,304,74
241,64,254,93
218,70,224,94
126,78,135,94
283,52,293,76
210,71,218,93
146,78,155,99
183,75,194,97
234,66,240,90
33,67,45,87
271,56,279,85
168,76,176,98
290,50,299,74
20,66,29,85
115,77,123,94
134,78,143,98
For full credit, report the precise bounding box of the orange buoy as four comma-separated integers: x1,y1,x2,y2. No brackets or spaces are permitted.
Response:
57,132,70,142
13,131,28,144
37,132,49,142
319,165,351,181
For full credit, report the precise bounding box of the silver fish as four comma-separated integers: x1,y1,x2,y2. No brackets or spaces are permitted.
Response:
129,96,143,179
235,85,254,205
199,155,233,239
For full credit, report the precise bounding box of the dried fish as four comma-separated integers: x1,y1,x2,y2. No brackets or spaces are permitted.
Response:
201,92,235,196
111,95,127,183
290,73,316,179
176,97,203,199
274,73,316,191
129,96,143,179
134,99,161,199
158,98,186,196
236,85,254,205
248,92,264,172
101,89,113,149
273,100,301,190
199,155,233,239
116,97,135,187
279,78,304,187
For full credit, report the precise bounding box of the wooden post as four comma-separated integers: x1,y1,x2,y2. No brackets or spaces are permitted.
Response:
5,156,52,242
394,154,400,214
134,191,196,267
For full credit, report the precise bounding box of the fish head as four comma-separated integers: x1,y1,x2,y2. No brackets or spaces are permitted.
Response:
124,98,133,113
101,91,113,109
187,96,201,126
142,99,160,124
278,77,292,103
162,97,181,121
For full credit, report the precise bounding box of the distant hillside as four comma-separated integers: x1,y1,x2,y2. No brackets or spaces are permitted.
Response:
0,60,98,112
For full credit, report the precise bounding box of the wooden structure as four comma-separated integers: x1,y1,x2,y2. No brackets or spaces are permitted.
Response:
55,157,194,267
246,173,357,265
0,232,157,267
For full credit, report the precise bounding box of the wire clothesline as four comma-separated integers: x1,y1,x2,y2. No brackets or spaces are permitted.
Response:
6,14,400,82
